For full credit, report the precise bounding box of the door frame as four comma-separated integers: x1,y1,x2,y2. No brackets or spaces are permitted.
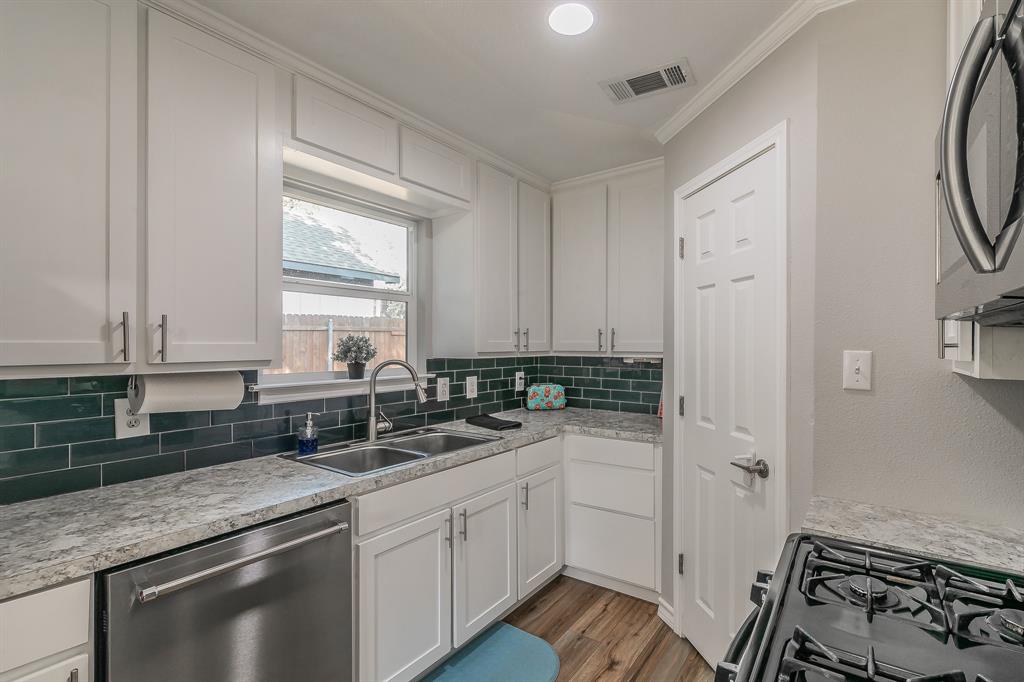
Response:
670,120,790,635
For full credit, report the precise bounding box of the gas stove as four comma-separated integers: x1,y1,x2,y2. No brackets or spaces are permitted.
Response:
718,534,1024,682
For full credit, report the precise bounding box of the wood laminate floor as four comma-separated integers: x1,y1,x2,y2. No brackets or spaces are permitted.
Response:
504,576,715,682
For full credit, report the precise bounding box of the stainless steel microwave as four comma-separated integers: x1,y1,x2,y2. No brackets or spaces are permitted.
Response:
936,0,1024,325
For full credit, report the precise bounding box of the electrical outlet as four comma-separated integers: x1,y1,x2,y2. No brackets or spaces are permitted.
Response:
842,350,873,390
515,371,525,391
437,377,450,402
466,375,478,399
114,398,150,439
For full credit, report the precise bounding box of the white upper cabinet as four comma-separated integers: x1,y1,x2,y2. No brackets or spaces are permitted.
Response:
399,126,472,201
475,163,519,353
553,184,608,352
0,0,137,372
293,75,398,175
607,169,664,353
517,182,552,353
146,11,281,366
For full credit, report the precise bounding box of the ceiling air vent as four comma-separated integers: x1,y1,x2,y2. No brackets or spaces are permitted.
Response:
600,59,693,104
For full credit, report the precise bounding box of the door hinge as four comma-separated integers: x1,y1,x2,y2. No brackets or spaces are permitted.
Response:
678,237,685,259
678,396,685,416
678,553,685,575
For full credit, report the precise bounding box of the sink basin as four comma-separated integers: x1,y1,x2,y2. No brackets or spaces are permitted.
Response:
387,430,499,456
297,445,425,477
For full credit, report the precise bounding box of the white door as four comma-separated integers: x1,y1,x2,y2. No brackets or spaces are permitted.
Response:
517,465,564,598
358,509,453,682
517,182,552,353
608,169,664,354
146,10,281,365
552,185,607,352
679,138,785,665
0,0,136,371
475,163,519,353
453,483,517,647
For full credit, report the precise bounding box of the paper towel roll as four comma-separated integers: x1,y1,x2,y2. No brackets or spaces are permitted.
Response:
128,372,245,415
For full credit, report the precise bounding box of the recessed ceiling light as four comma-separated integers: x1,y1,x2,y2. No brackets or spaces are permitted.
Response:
548,3,594,36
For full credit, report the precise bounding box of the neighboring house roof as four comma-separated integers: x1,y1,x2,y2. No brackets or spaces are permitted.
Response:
283,208,401,284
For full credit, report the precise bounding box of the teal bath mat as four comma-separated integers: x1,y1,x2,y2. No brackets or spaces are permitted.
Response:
423,623,559,682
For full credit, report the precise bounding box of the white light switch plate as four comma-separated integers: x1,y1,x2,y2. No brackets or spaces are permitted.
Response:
436,377,450,402
515,371,525,391
114,398,150,439
842,350,872,390
466,375,478,399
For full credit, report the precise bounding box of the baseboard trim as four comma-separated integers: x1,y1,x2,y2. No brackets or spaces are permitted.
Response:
657,597,680,635
562,566,659,604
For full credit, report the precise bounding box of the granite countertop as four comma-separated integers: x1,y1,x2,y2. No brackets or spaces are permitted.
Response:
0,408,661,601
803,495,1024,576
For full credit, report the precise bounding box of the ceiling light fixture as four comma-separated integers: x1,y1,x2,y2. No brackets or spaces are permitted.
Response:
548,3,594,36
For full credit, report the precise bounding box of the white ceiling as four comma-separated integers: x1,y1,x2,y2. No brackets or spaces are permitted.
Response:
196,0,795,181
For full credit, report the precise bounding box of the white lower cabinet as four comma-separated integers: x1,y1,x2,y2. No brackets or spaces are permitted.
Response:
453,484,518,647
517,465,564,599
357,509,453,682
9,654,88,682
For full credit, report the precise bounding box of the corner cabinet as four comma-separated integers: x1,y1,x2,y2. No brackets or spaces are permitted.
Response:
145,11,282,367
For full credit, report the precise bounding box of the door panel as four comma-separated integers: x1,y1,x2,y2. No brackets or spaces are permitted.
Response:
517,182,551,352
358,509,452,682
680,146,782,664
517,466,563,598
453,483,517,646
146,10,280,364
0,0,136,369
475,163,519,353
553,185,607,351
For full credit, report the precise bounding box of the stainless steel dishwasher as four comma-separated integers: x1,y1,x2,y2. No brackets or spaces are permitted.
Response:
101,502,351,682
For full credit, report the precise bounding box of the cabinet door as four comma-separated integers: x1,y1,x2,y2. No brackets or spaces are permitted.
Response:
475,163,519,353
517,182,552,353
358,509,453,682
453,483,517,647
147,11,281,364
10,653,89,682
553,185,607,351
400,126,472,200
0,0,136,369
517,465,564,599
608,170,664,353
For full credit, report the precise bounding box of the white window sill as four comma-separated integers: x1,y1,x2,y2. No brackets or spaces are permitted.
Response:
253,373,434,405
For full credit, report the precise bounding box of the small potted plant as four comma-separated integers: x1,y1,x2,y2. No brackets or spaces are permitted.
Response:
333,335,377,379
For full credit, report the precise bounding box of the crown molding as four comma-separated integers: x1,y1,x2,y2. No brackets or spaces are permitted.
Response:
654,0,855,144
144,0,552,190
550,156,664,192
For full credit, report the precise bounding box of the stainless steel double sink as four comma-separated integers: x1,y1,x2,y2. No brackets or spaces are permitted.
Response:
284,428,501,477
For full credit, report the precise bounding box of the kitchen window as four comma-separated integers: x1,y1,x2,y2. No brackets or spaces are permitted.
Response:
259,188,419,400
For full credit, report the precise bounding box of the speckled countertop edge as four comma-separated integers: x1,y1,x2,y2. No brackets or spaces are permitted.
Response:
0,408,661,601
803,495,1024,576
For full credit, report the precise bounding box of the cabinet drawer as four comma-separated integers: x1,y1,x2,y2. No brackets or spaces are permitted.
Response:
399,126,472,200
0,580,90,673
293,75,397,174
565,434,654,471
567,504,655,589
515,437,561,477
568,459,654,518
10,653,88,682
354,451,515,536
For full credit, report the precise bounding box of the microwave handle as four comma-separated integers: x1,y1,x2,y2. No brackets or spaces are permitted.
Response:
940,12,1024,274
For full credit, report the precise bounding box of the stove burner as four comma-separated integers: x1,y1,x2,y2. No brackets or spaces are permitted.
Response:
848,574,889,601
989,609,1024,640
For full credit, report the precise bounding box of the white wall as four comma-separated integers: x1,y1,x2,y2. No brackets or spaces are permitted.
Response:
661,0,1024,599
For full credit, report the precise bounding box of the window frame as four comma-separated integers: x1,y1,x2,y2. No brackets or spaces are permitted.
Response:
258,184,422,400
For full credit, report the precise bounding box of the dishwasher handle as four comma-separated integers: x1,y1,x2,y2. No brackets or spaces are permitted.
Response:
137,521,349,604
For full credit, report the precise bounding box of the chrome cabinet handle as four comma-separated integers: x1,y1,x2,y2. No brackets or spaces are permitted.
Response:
730,458,770,479
521,482,529,510
940,10,1024,273
524,328,530,351
459,509,468,541
121,311,130,363
137,522,349,603
514,328,520,351
444,515,452,549
597,328,603,351
611,327,616,352
68,669,78,682
158,314,168,362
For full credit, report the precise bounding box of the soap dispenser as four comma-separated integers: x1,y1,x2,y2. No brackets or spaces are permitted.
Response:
297,412,319,455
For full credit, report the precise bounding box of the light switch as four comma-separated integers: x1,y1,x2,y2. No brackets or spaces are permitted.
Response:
842,350,872,390
466,375,478,399
437,377,450,402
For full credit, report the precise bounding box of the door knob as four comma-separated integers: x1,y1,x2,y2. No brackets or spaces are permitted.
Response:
730,458,770,479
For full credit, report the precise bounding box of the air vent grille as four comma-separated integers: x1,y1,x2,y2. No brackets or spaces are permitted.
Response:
600,58,692,104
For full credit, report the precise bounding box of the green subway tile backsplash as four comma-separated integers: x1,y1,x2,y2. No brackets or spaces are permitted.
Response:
0,355,661,505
